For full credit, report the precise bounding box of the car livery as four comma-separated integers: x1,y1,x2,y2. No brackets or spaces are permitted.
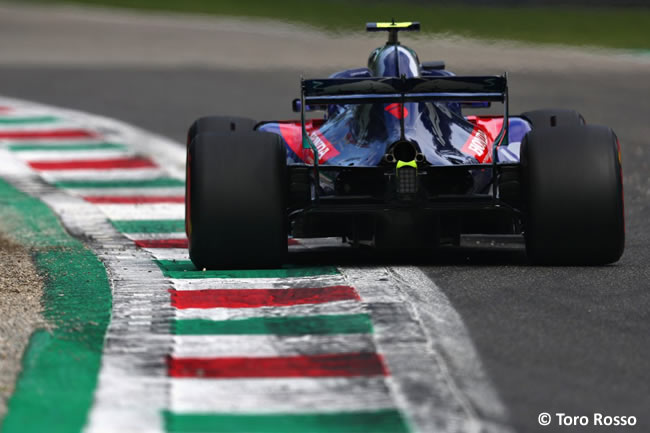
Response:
185,21,625,268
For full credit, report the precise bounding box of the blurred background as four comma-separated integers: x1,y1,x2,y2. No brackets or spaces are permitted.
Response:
2,0,648,141
14,0,650,49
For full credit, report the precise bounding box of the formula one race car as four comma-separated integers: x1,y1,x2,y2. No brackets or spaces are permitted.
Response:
185,22,624,268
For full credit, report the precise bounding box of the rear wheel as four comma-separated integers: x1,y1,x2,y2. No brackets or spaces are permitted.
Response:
521,124,624,265
186,116,257,146
186,131,287,269
521,109,585,129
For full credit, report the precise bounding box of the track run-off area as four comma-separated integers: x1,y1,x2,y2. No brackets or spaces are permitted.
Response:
0,98,512,433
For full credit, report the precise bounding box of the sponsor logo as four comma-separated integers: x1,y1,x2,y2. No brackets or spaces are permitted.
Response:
385,103,409,120
308,131,340,163
277,123,339,164
461,127,491,162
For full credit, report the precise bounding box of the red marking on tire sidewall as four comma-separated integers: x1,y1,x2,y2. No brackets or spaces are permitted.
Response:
185,148,192,238
616,137,625,235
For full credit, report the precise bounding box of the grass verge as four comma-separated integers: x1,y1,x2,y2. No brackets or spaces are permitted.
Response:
18,0,650,50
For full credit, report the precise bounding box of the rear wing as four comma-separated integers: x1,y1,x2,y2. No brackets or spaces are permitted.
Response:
298,74,510,202
365,21,420,44
366,21,420,32
302,75,506,105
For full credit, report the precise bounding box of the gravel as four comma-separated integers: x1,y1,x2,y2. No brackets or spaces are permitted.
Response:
0,234,45,420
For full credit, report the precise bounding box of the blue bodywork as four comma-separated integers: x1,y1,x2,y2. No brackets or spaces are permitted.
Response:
259,43,530,171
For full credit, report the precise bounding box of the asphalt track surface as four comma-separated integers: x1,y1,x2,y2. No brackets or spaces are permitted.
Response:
1,5,649,433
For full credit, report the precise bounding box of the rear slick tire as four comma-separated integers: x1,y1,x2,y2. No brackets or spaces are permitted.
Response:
521,124,624,265
186,116,257,146
186,131,287,269
521,109,585,129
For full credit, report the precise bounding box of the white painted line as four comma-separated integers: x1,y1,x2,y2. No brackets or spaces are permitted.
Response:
0,121,76,130
175,301,367,321
65,187,184,197
170,275,348,290
12,149,133,161
170,377,395,413
39,167,167,181
123,232,186,240
344,266,515,433
391,266,512,427
0,148,32,175
173,334,376,358
0,107,62,117
94,203,184,220
143,247,189,261
0,138,113,146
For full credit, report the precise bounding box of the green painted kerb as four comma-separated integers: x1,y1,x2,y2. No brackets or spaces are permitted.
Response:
164,409,410,433
156,259,339,279
0,116,59,125
111,219,185,233
9,142,127,152
0,178,111,433
174,314,374,335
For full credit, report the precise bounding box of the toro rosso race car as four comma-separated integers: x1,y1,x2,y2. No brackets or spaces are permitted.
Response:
185,22,624,268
